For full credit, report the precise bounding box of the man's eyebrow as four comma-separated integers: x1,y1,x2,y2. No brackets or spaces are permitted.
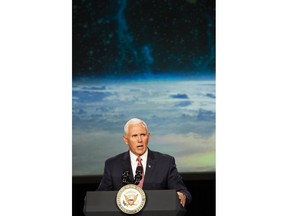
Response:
131,133,146,136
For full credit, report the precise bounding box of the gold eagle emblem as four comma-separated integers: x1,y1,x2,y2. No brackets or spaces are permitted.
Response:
124,194,138,206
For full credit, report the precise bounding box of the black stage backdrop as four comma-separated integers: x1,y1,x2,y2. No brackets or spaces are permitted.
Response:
73,172,215,216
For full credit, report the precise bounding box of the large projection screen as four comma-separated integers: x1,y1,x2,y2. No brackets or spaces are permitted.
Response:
72,0,215,176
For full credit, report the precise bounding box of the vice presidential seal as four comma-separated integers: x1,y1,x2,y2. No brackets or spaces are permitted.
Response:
116,184,146,214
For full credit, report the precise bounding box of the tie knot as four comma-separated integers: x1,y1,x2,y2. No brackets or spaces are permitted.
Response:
137,157,142,162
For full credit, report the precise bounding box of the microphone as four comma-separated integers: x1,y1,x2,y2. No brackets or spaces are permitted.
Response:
122,170,132,185
134,166,143,185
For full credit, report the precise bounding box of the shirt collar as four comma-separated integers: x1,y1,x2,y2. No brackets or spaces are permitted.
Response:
129,149,148,163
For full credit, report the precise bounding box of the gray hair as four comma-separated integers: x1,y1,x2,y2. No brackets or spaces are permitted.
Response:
124,118,149,135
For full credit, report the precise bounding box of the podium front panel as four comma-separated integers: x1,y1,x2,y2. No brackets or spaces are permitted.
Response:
83,190,186,216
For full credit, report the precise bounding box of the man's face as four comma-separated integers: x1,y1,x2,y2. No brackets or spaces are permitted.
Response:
123,123,150,156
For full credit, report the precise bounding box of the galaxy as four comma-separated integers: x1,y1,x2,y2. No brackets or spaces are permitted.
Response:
73,0,215,78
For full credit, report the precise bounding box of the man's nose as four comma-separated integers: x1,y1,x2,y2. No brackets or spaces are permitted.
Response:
137,135,142,142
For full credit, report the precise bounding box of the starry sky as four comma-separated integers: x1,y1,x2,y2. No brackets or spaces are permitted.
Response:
73,0,215,78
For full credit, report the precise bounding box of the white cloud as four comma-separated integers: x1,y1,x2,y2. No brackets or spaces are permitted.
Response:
72,79,215,175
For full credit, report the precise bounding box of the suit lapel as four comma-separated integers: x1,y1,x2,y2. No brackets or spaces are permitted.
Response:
122,151,134,183
143,149,155,187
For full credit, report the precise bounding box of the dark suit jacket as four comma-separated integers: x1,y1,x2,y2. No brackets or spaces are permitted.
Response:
97,148,192,204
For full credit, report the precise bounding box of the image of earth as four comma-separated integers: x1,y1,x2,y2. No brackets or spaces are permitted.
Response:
72,77,215,175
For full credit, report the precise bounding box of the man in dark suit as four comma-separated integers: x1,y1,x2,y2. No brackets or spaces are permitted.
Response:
97,118,192,207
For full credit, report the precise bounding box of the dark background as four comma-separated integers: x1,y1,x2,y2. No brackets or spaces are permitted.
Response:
73,173,215,216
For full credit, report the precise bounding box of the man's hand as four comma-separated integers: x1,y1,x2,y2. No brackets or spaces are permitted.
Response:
177,192,186,207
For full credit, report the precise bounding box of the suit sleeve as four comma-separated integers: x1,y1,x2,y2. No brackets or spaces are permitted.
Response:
167,157,192,204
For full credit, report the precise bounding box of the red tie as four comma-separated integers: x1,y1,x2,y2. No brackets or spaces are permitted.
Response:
136,157,144,188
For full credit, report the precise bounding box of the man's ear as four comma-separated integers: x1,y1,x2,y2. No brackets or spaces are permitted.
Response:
123,135,128,145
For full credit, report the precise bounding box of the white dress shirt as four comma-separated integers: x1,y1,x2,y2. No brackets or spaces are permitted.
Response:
129,150,148,177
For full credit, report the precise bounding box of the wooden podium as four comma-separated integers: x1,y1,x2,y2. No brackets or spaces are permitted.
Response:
83,190,186,216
